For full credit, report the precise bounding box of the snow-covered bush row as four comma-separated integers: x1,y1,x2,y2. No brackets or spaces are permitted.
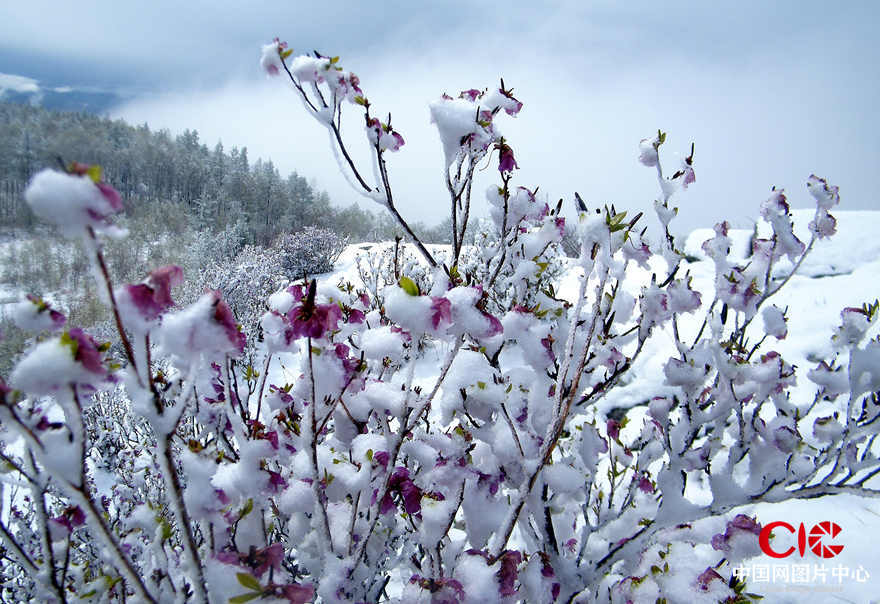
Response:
0,41,877,604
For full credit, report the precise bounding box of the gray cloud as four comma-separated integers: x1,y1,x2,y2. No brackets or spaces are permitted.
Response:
4,1,878,233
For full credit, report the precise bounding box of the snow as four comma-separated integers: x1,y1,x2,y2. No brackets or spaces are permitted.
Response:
2,205,879,602
23,169,126,238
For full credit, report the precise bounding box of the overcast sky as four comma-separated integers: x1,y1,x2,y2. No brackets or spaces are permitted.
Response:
2,1,877,233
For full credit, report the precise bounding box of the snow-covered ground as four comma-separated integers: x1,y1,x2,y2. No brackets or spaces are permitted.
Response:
2,210,878,601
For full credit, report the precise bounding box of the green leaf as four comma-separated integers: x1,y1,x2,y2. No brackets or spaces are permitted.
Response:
281,48,293,59
239,498,254,519
236,572,262,592
59,331,79,358
398,276,420,296
366,449,373,461
86,164,103,183
159,518,173,542
229,593,261,604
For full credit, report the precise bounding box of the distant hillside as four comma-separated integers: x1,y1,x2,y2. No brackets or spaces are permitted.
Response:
0,72,127,115
0,100,386,243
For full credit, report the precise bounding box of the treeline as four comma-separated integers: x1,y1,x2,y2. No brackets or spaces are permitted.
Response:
0,102,450,243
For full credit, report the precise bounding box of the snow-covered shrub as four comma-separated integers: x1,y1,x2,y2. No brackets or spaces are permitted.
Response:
275,225,347,279
0,44,877,604
186,219,249,269
184,243,289,353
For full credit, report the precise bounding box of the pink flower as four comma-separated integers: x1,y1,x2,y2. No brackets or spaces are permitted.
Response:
50,505,86,535
374,451,390,469
366,117,405,152
498,85,523,116
638,137,660,167
460,88,482,101
212,293,247,354
497,550,522,596
219,543,285,579
480,311,503,337
267,470,288,493
287,297,342,341
607,419,620,441
681,164,695,188
430,296,452,329
497,141,518,174
279,583,314,604
711,514,762,553
63,328,108,377
0,378,12,407
123,265,183,321
696,567,725,591
381,467,423,517
806,174,839,209
261,38,289,76
809,208,837,239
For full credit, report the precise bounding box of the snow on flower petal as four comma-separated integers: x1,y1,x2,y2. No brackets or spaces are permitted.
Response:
806,174,840,209
638,137,660,167
159,291,246,365
366,117,405,152
24,167,125,238
260,38,289,76
10,329,109,395
11,294,66,333
117,265,183,329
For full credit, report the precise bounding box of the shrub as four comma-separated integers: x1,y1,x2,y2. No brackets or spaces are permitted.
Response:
274,225,347,280
0,43,876,604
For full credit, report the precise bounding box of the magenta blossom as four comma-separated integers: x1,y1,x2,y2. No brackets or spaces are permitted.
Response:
497,550,523,596
0,378,12,407
430,296,452,329
366,117,405,152
212,293,247,354
278,583,314,604
480,310,503,338
410,575,465,603
696,567,725,591
123,265,183,321
287,302,342,341
460,88,482,101
497,142,518,174
606,419,620,441
51,505,86,532
711,514,762,553
62,328,108,376
218,543,284,579
380,466,423,517
498,86,523,115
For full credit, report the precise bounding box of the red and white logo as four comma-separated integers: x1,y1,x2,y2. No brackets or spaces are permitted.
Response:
759,520,844,559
